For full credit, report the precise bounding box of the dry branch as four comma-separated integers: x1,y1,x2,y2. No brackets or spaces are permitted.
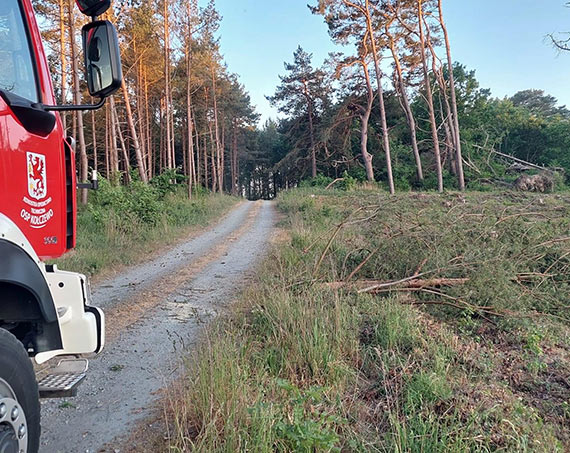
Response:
494,212,548,226
325,277,469,292
344,246,380,282
532,236,570,249
325,178,345,190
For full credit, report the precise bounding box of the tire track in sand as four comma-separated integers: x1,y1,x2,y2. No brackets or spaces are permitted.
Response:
103,201,262,343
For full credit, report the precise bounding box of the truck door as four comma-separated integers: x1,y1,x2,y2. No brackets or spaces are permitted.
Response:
0,0,70,260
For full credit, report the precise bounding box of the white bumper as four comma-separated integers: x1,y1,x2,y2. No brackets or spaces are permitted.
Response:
35,267,105,364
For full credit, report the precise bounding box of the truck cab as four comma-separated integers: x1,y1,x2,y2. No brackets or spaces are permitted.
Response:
0,1,121,451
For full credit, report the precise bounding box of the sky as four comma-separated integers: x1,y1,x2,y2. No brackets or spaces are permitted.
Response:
206,0,570,123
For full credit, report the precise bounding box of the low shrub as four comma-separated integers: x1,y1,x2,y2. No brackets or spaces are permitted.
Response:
299,174,335,188
53,179,237,276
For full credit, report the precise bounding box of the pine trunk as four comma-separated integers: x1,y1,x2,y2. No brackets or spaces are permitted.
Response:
302,80,317,178
164,0,173,169
360,61,375,182
58,0,67,133
105,103,110,178
438,0,465,190
231,122,238,195
220,121,225,192
365,0,395,194
387,31,423,182
186,35,195,198
108,97,120,179
121,79,147,182
112,101,131,183
68,0,88,204
418,0,444,192
212,66,223,193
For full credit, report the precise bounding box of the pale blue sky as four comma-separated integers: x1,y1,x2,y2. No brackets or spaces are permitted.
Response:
207,0,570,122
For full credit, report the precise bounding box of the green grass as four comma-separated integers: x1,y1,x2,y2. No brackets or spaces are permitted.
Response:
164,187,570,452
52,179,238,277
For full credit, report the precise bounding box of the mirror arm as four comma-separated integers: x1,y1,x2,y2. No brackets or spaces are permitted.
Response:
42,97,106,112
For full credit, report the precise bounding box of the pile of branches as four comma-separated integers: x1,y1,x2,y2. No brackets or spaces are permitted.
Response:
307,195,570,324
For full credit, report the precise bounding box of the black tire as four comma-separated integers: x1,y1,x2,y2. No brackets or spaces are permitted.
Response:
0,328,41,453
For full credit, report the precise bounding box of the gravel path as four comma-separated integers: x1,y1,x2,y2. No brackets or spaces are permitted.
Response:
39,201,276,452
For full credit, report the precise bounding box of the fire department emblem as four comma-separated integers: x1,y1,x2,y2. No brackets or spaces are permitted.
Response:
27,152,47,200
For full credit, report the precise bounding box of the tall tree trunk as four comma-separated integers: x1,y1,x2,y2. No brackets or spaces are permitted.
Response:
187,109,195,198
68,0,88,204
443,118,456,175
144,70,153,179
234,131,237,196
195,110,202,186
359,61,375,182
182,126,187,176
192,119,197,184
418,0,443,192
159,99,164,172
365,0,394,194
220,121,225,192
231,121,238,195
108,97,120,179
135,45,147,181
185,27,195,198
302,80,317,178
386,28,423,182
425,25,455,168
163,0,173,169
424,12,457,185
230,122,235,195
121,79,147,182
203,131,208,188
58,0,67,133
438,0,465,190
112,101,131,184
211,66,222,193
105,103,110,178
208,119,217,192
169,91,175,170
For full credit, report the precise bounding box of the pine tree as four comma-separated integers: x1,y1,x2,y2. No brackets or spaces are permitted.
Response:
267,47,329,178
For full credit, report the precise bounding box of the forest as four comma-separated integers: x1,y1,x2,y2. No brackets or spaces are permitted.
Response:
36,0,570,201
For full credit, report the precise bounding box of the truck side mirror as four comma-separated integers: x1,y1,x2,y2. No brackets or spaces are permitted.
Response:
82,21,122,98
76,0,111,17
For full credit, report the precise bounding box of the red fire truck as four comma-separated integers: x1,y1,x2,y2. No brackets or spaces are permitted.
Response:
0,0,122,451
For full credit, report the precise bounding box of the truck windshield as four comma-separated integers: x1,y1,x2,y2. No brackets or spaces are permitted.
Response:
0,0,38,103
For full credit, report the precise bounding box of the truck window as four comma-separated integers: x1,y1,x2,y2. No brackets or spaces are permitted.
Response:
0,0,39,103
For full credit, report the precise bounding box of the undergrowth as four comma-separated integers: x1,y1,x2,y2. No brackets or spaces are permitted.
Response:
165,188,569,452
53,175,238,277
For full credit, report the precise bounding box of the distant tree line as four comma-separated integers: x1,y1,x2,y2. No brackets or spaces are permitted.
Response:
37,0,570,201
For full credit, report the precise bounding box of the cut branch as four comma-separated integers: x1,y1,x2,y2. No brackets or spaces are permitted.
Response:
324,277,468,292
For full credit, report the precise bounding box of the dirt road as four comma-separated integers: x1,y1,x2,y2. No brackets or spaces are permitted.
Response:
39,201,276,452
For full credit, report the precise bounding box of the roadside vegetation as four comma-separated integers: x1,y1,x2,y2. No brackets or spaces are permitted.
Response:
53,172,238,278
165,187,569,452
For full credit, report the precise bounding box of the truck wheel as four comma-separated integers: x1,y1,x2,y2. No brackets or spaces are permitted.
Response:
0,328,40,453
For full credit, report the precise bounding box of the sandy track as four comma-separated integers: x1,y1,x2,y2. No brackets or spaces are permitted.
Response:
39,201,275,452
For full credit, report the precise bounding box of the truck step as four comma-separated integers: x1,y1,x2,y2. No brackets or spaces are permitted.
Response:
37,358,89,399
